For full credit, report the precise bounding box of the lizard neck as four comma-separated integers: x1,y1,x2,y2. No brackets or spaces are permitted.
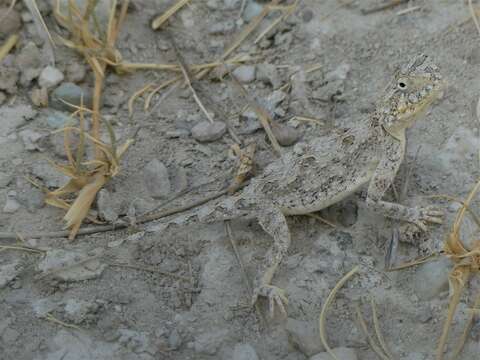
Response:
369,110,406,143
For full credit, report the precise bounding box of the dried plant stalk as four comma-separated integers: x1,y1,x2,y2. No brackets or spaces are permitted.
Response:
319,266,359,360
151,0,191,30
0,34,18,62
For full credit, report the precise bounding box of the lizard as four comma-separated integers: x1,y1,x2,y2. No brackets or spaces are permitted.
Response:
0,55,444,316
157,54,445,316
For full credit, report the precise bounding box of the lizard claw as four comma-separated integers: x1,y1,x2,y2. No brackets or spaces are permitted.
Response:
408,206,443,231
252,284,288,317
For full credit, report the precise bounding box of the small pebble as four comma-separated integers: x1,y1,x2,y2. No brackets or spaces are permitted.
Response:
0,172,11,187
0,7,21,37
63,299,99,324
414,258,451,301
209,20,235,35
326,63,351,82
46,110,75,129
50,82,93,111
166,129,190,139
191,121,227,142
21,10,33,23
302,9,314,22
38,66,64,89
143,159,171,199
3,191,20,213
19,129,44,151
30,87,48,107
66,62,87,83
272,123,301,146
286,318,323,356
257,63,282,88
20,68,42,87
264,89,287,115
15,42,43,85
97,189,119,222
31,162,69,188
15,179,44,212
0,66,19,94
193,329,227,355
310,347,357,360
37,249,106,282
224,0,241,9
15,42,42,69
233,343,259,360
206,0,219,10
0,261,21,288
233,65,256,83
168,329,182,350
243,1,263,21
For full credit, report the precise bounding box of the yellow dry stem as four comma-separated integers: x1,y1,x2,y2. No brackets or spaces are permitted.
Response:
151,0,191,30
0,34,19,62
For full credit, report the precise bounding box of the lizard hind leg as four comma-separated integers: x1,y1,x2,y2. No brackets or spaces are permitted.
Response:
253,204,291,317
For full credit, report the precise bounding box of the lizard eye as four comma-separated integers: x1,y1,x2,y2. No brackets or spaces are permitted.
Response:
397,78,408,90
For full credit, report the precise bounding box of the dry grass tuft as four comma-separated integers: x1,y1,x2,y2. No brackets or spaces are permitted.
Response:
37,0,133,239
435,179,480,360
46,104,132,240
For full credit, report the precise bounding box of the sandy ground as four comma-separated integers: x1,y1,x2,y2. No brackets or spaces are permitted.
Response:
1,0,480,359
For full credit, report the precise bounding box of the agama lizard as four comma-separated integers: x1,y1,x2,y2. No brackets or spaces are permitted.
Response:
163,54,445,316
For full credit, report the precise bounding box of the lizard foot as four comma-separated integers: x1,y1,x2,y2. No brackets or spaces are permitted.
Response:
252,284,288,317
407,206,443,231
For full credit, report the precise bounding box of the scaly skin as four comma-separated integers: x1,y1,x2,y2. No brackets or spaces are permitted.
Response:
164,54,445,316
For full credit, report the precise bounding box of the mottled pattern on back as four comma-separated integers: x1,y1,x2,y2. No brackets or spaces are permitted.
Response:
246,123,385,214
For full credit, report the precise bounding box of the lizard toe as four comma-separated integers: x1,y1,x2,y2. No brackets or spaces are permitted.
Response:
253,284,288,318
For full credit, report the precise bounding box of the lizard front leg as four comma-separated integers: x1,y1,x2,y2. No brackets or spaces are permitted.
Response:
365,138,443,231
252,204,291,317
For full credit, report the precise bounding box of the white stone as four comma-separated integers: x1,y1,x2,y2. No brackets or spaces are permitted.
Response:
38,66,64,89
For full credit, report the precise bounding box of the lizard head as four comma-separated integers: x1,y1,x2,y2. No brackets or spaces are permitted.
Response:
380,54,444,140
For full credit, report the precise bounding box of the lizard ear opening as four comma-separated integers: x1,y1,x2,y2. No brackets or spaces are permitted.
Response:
397,78,408,91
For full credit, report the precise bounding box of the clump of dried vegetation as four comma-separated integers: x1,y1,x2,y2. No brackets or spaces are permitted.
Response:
434,181,480,359
41,0,133,239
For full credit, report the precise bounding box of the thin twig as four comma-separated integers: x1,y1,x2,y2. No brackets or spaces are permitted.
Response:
361,0,409,15
253,1,298,44
0,34,19,62
196,0,281,80
225,221,266,326
0,182,250,241
168,32,215,124
319,266,359,360
228,68,282,155
370,297,395,360
151,0,191,30
307,213,337,228
0,245,45,254
354,303,392,360
469,0,480,37
44,313,83,331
